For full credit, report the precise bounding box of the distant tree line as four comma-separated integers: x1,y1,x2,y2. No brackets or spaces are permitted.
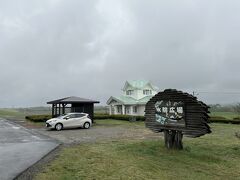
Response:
209,103,240,114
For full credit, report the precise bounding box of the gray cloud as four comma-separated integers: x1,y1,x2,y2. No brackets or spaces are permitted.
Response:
1,0,240,107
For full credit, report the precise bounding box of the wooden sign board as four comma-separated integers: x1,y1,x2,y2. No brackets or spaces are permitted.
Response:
145,89,211,149
155,100,185,127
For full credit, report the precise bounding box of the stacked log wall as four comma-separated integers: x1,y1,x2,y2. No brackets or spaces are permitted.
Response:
145,89,211,138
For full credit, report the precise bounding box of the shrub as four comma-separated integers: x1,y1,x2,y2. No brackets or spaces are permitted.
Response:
26,114,145,123
94,114,111,120
209,116,240,124
94,114,145,121
25,115,52,122
209,116,227,120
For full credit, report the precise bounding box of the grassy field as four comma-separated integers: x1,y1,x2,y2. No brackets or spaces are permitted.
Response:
0,107,239,120
35,123,240,180
95,119,144,127
0,106,106,120
0,107,51,119
0,108,26,119
210,111,239,119
1,108,239,179
0,107,106,121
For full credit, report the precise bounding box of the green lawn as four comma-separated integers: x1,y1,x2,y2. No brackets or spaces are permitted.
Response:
35,123,240,180
95,119,144,127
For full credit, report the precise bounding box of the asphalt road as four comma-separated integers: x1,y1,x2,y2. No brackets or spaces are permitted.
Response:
0,118,59,180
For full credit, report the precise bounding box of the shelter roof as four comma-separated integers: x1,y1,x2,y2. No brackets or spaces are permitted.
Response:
47,96,100,104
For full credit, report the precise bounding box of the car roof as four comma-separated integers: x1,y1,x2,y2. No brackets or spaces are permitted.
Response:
66,112,88,115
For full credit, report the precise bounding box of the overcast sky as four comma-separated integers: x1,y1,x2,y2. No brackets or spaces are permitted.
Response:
1,0,240,107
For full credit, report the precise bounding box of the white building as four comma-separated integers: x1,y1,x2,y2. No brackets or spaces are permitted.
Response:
107,80,158,116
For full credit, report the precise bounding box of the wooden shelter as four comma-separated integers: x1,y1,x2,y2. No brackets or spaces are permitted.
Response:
47,96,100,121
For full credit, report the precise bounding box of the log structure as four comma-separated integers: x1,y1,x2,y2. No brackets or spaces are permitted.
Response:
145,89,211,150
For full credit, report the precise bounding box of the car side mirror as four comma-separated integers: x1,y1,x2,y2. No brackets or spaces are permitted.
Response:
64,117,70,120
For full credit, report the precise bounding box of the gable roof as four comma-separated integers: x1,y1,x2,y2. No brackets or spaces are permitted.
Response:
128,80,149,89
47,96,100,104
123,80,159,91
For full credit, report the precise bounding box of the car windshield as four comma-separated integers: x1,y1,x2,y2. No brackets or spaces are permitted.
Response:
56,113,85,119
56,114,67,119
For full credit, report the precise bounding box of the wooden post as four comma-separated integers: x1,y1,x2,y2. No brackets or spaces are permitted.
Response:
54,104,58,117
54,104,57,117
62,104,66,114
59,103,61,116
164,130,183,150
52,104,54,117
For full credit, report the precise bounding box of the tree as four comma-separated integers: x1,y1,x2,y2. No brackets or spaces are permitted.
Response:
233,103,240,116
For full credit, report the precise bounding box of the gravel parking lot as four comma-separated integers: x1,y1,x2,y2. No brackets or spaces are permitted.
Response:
36,121,161,144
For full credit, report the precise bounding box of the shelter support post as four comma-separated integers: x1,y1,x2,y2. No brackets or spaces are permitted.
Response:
54,104,57,117
62,104,66,114
52,104,54,117
59,103,61,115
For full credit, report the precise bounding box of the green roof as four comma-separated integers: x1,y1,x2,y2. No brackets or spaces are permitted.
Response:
128,80,149,89
107,95,153,105
125,80,159,91
137,96,153,103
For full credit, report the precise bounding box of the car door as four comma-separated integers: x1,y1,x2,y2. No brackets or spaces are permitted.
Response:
74,114,85,127
67,114,85,128
63,114,76,128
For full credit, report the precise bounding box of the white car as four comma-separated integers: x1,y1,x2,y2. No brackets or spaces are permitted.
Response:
46,113,92,131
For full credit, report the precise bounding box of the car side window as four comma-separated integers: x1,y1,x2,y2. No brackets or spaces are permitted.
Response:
75,114,84,118
70,114,78,118
65,114,75,119
64,114,85,119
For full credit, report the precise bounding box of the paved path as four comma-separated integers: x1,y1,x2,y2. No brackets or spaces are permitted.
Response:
0,118,59,180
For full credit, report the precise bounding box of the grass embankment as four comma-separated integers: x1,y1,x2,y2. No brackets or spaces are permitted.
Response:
0,108,49,128
0,108,26,119
35,123,240,180
0,107,51,119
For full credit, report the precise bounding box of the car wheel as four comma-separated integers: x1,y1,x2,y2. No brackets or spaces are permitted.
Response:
55,123,63,131
84,122,90,129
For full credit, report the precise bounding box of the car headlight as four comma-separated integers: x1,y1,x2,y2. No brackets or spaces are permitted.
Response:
49,120,57,124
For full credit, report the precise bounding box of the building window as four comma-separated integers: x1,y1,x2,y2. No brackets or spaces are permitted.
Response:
126,90,133,95
133,106,138,113
143,90,152,95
